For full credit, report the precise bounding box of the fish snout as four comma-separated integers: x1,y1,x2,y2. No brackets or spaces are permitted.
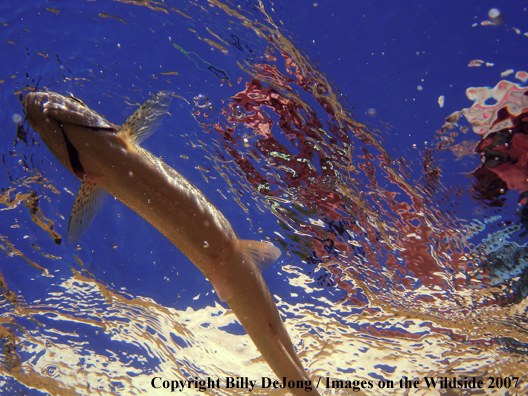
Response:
25,91,78,176
25,91,49,108
25,92,52,133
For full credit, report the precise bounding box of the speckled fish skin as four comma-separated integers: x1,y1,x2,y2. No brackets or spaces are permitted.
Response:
25,91,320,395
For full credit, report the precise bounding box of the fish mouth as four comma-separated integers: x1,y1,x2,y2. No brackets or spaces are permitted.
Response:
25,91,48,130
25,92,87,178
25,91,120,180
26,91,127,180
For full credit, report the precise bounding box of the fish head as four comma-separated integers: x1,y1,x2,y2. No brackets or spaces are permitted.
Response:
25,91,118,179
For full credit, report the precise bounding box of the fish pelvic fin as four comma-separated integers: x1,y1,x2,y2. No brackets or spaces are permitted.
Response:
209,240,281,302
270,331,320,395
120,91,173,145
67,176,107,243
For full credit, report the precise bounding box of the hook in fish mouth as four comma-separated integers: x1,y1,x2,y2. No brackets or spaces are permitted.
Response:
66,94,87,107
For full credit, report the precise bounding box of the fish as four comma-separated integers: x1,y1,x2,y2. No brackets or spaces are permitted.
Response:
25,91,320,395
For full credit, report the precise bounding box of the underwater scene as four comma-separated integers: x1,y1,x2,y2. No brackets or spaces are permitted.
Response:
1,1,528,395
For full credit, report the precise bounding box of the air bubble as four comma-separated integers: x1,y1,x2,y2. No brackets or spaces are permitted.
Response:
45,365,58,377
232,104,246,120
203,241,209,248
488,8,503,25
12,114,22,124
488,8,499,18
194,94,210,108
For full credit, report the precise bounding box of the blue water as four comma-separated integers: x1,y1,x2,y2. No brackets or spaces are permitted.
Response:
1,1,528,395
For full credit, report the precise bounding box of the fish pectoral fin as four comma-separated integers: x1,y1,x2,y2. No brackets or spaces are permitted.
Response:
233,240,281,271
67,176,107,243
120,92,173,145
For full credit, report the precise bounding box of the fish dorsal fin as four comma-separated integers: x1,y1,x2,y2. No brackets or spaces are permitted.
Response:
233,240,281,272
209,240,281,302
120,91,173,145
67,176,107,243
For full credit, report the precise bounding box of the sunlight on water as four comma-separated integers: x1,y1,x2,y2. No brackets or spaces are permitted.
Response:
1,0,528,395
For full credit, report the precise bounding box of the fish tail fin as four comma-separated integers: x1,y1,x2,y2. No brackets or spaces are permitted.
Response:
209,240,281,302
120,92,173,145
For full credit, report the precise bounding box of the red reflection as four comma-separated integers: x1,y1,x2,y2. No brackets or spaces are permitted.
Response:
211,41,515,321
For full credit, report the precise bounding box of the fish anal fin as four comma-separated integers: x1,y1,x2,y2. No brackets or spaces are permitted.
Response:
232,240,281,272
120,91,173,145
276,335,310,383
67,176,107,243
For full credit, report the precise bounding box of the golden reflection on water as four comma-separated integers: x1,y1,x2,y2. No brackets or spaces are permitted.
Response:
1,256,527,394
1,0,528,395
